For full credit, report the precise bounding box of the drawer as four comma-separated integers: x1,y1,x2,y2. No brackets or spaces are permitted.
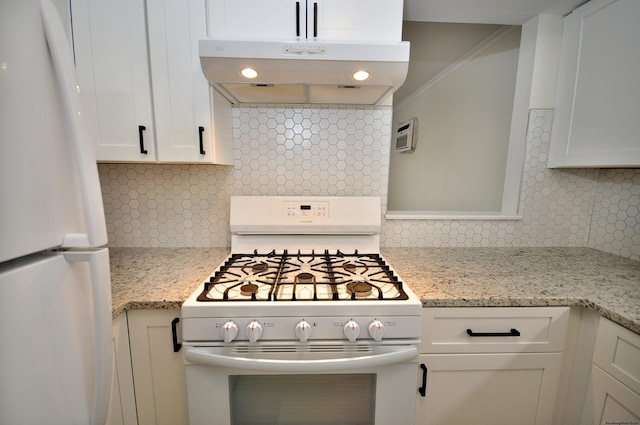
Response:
593,317,640,394
421,307,570,353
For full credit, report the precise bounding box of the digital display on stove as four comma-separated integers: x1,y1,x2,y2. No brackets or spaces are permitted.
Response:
283,201,329,218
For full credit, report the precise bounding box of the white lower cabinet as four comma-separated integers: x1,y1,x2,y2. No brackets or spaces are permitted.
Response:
584,318,640,425
127,310,189,425
590,365,640,424
109,314,137,425
417,353,562,425
416,307,570,425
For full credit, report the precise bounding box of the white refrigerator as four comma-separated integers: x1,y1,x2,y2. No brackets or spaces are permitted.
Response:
0,0,112,424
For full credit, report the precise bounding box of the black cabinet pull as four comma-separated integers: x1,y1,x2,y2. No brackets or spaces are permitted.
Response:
313,2,318,38
295,1,300,37
418,363,428,397
198,126,206,155
466,328,521,337
138,125,148,154
171,317,182,352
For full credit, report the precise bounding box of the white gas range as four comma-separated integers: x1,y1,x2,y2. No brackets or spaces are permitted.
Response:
181,196,422,425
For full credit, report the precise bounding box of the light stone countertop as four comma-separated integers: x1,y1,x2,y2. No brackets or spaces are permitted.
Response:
109,248,230,317
109,247,640,334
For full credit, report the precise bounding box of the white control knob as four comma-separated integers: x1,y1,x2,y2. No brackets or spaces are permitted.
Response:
246,320,263,343
368,320,386,341
343,320,361,342
295,320,312,342
221,320,239,343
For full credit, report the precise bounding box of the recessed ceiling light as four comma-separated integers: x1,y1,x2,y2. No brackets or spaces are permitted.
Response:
241,68,258,79
352,70,370,81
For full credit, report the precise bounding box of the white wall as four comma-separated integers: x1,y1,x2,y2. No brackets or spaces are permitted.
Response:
389,26,521,212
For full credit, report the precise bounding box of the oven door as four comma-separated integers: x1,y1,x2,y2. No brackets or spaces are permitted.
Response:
183,342,419,425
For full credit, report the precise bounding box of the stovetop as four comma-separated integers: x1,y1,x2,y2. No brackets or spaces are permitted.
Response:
195,250,410,303
181,197,422,342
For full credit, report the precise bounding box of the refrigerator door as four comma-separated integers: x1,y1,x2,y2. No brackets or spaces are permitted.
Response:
0,0,108,263
0,248,112,425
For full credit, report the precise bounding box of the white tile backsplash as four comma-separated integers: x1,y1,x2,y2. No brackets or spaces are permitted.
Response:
99,107,640,260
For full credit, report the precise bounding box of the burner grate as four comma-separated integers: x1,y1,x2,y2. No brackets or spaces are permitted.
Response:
196,250,409,302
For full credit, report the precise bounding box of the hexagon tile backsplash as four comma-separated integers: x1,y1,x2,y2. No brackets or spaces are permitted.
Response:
99,107,640,261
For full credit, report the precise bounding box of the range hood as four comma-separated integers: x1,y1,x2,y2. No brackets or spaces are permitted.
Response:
199,39,410,106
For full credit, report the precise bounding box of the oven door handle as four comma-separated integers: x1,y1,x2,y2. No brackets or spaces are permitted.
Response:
184,346,418,372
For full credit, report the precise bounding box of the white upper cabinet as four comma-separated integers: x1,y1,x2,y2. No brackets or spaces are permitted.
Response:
206,0,403,42
548,0,640,167
72,0,233,164
72,0,156,162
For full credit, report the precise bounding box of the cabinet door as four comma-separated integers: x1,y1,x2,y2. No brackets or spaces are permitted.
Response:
147,0,215,163
128,310,188,425
314,0,402,41
591,365,640,425
549,0,640,167
416,353,563,425
206,0,300,39
108,314,138,425
206,0,403,42
71,0,156,162
592,317,640,395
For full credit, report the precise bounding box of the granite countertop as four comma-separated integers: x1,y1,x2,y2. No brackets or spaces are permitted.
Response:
109,247,640,334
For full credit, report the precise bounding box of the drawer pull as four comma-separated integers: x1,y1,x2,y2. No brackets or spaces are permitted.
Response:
295,1,300,37
171,317,182,352
418,363,428,397
138,125,148,154
313,2,318,38
198,126,206,155
466,328,521,337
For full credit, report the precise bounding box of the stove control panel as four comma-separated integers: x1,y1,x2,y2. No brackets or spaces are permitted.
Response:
185,316,421,343
283,201,328,219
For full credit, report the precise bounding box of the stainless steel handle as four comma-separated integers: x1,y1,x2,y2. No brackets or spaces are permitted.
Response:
184,346,417,373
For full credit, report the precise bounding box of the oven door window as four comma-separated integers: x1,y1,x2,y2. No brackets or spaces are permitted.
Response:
229,374,376,425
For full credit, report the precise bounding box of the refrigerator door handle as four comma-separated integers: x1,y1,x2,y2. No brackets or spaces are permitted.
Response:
40,0,108,249
63,249,112,425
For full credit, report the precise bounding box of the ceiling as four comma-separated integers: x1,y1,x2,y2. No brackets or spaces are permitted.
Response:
393,22,506,104
395,0,588,103
404,0,587,25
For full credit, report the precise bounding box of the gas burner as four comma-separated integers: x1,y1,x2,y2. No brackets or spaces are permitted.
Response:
251,262,269,273
343,262,357,273
346,281,373,298
240,283,259,296
295,272,315,284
